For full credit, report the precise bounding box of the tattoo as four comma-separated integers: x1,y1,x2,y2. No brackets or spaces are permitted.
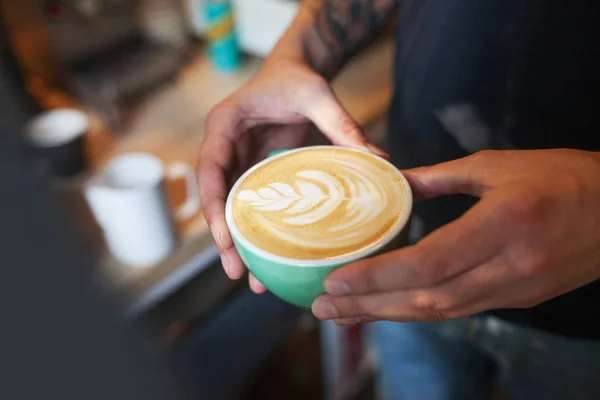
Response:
304,0,398,77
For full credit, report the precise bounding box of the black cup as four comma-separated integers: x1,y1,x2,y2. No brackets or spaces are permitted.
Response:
24,109,89,178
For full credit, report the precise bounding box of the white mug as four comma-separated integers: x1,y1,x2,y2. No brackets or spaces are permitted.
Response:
85,152,200,267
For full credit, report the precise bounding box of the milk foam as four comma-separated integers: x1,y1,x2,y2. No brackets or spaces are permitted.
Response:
232,148,406,259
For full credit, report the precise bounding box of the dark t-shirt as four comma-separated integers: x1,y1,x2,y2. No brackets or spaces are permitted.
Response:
388,0,600,339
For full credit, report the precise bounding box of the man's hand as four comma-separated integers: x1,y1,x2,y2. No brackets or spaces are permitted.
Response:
197,60,385,293
198,0,396,294
312,149,600,324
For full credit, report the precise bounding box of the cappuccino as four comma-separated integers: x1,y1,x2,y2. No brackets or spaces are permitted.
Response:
231,147,408,260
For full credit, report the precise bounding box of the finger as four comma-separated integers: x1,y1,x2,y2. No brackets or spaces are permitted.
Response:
197,160,244,279
198,110,244,279
324,195,508,295
301,87,389,158
315,254,511,322
402,152,497,201
220,247,246,280
249,273,268,294
197,132,233,227
313,291,400,321
198,103,246,210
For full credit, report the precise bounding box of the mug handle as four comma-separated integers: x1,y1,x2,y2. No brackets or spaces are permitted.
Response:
166,162,201,221
268,148,291,158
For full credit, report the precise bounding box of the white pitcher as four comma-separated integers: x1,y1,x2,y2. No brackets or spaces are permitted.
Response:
85,152,200,267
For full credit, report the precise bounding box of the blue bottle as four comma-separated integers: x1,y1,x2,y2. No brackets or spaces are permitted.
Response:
204,0,241,73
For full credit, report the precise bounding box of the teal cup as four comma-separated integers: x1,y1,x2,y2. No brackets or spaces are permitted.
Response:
225,146,413,310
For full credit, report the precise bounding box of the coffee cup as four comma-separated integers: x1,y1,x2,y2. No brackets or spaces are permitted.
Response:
225,146,413,310
85,152,201,267
25,109,89,178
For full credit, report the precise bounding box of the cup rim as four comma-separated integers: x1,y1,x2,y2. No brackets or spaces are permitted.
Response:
26,109,89,148
225,145,413,267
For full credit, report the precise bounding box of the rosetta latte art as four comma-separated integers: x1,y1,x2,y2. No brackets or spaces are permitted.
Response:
232,150,406,258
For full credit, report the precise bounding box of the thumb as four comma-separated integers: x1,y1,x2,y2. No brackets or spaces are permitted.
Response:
402,154,490,201
302,87,388,158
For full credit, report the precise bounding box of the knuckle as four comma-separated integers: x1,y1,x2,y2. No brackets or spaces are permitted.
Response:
205,102,237,133
519,192,545,218
517,251,549,278
202,206,220,226
506,191,549,231
331,296,365,318
411,291,450,319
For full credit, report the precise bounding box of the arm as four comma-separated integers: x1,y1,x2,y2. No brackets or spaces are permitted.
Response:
198,1,394,291
268,0,399,79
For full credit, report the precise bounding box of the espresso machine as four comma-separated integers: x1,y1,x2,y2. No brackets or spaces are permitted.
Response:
2,0,188,127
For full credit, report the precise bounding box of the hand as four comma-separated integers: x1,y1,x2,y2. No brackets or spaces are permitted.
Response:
312,149,600,324
197,59,387,294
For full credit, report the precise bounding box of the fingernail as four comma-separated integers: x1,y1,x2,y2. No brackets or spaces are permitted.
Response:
220,253,231,277
324,280,351,295
312,298,339,320
366,143,390,159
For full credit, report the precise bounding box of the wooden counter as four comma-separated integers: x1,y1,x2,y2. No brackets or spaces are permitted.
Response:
92,39,394,315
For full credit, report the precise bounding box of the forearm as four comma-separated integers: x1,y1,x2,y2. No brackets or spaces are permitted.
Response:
267,0,398,79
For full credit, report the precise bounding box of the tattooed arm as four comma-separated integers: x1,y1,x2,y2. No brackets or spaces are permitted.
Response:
269,0,399,79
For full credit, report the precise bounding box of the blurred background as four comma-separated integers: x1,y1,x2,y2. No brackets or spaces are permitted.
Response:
0,1,395,399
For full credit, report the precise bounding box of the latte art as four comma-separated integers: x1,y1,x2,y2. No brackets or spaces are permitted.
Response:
231,147,407,259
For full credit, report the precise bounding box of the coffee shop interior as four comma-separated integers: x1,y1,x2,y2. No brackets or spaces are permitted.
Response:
0,1,396,399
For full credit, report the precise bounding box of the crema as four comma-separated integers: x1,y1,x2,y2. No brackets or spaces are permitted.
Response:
231,147,407,260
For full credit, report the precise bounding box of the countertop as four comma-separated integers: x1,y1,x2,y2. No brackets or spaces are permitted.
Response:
89,38,395,316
